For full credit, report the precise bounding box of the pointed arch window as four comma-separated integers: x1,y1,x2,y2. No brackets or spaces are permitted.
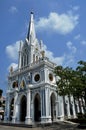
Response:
33,54,35,63
21,56,23,67
36,56,38,63
27,55,28,65
12,81,18,88
24,55,26,66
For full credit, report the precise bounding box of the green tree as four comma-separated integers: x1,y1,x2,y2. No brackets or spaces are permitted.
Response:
76,60,86,105
54,66,74,115
54,66,74,96
54,61,86,113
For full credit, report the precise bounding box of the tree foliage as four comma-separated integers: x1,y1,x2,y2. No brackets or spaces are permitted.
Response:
54,66,72,95
54,60,86,105
76,61,86,104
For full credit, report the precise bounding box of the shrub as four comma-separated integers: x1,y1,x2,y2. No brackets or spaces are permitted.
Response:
77,112,84,119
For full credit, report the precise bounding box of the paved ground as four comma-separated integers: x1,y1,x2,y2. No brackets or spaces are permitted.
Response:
0,122,86,130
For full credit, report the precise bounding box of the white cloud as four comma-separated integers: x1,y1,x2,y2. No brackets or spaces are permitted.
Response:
9,6,18,13
6,41,21,61
72,6,80,11
35,12,79,35
44,40,77,67
42,44,65,65
81,40,86,45
66,41,77,54
8,63,18,72
63,41,77,67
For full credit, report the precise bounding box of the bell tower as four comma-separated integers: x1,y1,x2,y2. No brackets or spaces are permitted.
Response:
18,12,43,69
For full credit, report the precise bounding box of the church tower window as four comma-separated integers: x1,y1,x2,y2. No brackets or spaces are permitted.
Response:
27,55,28,65
21,57,23,67
23,54,28,67
36,56,38,63
33,54,35,63
12,81,18,88
24,55,26,66
49,73,53,81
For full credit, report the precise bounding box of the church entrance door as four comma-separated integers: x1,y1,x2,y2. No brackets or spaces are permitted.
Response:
20,95,27,122
50,93,56,121
34,93,41,122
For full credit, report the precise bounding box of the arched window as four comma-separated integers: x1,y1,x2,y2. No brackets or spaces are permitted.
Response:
27,55,28,65
36,56,38,63
33,54,35,63
21,57,23,67
21,55,24,67
24,55,26,66
50,93,56,121
22,53,29,67
12,81,18,88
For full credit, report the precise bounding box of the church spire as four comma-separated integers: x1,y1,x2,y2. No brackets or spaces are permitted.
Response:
27,12,36,44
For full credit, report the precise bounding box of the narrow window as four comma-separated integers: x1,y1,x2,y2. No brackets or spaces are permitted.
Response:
36,56,38,63
33,54,35,63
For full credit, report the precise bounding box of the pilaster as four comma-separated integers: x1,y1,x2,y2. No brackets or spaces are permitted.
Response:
44,87,51,122
25,89,32,124
12,90,18,123
67,98,71,118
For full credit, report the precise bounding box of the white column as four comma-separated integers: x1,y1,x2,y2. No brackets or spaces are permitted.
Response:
67,98,71,118
16,103,20,121
58,97,65,121
12,90,18,123
18,51,22,70
81,102,84,114
77,104,80,113
44,68,48,83
55,101,58,119
45,87,51,122
25,89,32,124
72,97,76,118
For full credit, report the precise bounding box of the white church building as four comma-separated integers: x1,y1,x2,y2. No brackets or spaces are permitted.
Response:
4,12,83,124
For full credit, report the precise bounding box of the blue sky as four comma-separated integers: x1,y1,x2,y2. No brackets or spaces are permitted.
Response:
0,0,86,95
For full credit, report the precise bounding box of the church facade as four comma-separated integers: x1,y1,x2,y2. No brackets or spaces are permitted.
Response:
4,12,84,124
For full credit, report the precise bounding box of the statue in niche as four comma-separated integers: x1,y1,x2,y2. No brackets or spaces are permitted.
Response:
20,80,25,88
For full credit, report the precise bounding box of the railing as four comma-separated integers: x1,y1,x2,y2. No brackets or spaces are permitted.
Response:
9,57,56,77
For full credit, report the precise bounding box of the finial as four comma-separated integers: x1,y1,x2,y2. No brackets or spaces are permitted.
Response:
19,41,22,52
10,66,13,73
41,51,45,58
40,40,43,49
